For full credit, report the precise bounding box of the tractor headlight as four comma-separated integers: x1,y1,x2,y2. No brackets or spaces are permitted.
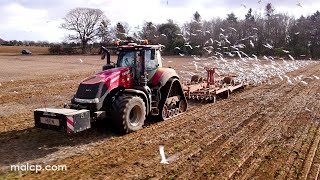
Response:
74,98,100,104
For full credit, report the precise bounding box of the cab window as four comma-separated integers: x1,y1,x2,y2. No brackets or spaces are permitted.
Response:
117,51,136,67
145,50,158,71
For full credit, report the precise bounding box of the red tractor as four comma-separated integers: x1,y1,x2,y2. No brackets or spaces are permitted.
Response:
35,41,187,134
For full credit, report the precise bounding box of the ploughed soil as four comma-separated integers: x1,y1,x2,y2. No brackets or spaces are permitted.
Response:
0,55,319,179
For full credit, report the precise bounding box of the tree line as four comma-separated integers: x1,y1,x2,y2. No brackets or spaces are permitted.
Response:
59,4,320,58
2,3,320,58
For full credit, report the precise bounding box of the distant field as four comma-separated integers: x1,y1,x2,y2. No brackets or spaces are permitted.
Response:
0,45,49,55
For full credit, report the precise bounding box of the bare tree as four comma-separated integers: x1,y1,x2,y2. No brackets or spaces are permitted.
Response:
139,21,158,44
60,7,110,54
112,22,130,41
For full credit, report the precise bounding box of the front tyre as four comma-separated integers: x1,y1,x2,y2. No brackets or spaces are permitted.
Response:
112,96,146,134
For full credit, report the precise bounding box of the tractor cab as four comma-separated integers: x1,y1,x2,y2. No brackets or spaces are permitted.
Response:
101,40,163,85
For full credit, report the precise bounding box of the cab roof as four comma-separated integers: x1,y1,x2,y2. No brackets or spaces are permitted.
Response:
117,44,162,51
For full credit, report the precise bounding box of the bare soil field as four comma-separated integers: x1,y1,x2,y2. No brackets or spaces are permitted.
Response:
0,55,319,179
0,46,49,55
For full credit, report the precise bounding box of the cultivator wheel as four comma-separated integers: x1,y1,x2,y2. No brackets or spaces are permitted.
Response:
219,90,229,99
191,75,203,83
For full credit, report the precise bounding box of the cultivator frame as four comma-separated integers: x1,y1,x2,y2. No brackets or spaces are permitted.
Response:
183,68,246,102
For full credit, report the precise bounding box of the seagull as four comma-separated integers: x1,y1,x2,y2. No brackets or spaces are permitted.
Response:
185,44,193,49
300,80,308,85
194,45,201,48
193,61,198,71
220,28,225,32
252,54,258,61
209,38,214,44
250,40,255,48
161,34,167,37
205,30,211,34
174,47,181,50
313,75,320,80
230,27,237,32
252,27,258,31
179,53,185,56
79,59,83,63
208,56,218,60
263,43,273,49
288,54,295,61
159,145,169,164
295,32,300,35
278,75,283,81
282,50,290,53
285,76,294,85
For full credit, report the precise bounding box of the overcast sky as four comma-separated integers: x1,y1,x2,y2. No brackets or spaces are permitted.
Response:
0,0,319,42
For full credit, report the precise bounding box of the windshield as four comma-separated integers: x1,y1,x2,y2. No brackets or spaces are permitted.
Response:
117,51,136,67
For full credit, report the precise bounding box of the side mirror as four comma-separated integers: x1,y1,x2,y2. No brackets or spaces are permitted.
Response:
151,49,155,60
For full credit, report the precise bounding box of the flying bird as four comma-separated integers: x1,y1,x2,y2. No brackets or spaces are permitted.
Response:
220,28,225,32
278,75,283,81
161,34,167,37
300,80,308,85
230,27,237,32
159,145,169,164
250,40,255,48
241,3,247,8
313,75,320,80
185,44,193,49
174,47,181,50
282,50,290,53
79,59,83,63
288,54,295,60
296,2,303,7
263,43,273,49
305,107,312,112
179,53,185,56
193,61,198,71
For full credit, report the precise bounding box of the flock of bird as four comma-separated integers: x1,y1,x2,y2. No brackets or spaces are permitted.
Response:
175,53,317,86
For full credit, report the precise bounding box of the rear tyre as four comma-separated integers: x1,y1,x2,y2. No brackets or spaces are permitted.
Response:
112,95,146,134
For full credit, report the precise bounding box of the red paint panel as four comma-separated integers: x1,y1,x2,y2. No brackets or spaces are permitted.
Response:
152,68,166,86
